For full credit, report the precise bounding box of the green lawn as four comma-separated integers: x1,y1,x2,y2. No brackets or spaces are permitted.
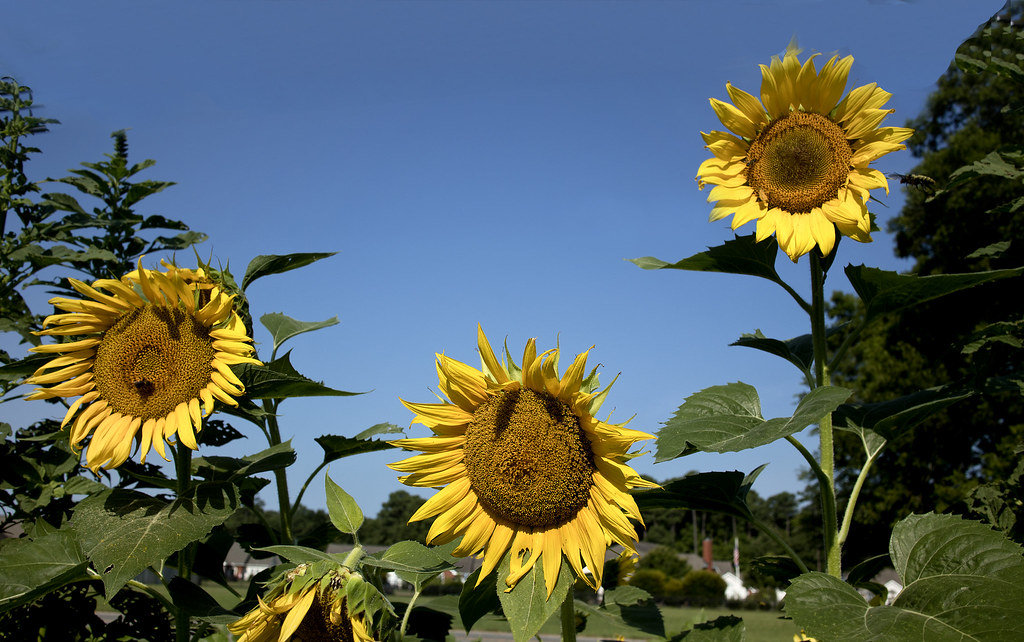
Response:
411,594,800,641
197,583,801,641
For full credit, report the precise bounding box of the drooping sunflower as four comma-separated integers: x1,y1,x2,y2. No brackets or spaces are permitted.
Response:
696,43,914,261
390,326,656,598
229,564,374,642
25,260,260,471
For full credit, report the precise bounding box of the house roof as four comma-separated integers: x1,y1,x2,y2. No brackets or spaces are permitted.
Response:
223,542,281,567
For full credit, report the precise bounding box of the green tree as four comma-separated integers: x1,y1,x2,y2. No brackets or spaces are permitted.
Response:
637,546,691,580
678,570,726,608
360,490,430,545
830,3,1024,563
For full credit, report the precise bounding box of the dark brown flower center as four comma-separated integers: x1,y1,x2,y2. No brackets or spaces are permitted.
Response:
463,387,595,528
93,304,214,419
293,591,357,642
745,111,852,214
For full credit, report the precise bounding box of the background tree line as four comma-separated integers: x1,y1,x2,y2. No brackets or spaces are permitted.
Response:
828,5,1024,565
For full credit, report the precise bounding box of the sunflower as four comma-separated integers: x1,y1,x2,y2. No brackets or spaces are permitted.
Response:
390,326,656,599
25,260,260,471
696,43,914,261
229,564,374,642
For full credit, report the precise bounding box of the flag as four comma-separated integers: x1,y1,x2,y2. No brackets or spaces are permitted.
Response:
733,537,740,579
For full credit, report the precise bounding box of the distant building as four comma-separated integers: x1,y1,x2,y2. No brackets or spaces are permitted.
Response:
223,542,281,581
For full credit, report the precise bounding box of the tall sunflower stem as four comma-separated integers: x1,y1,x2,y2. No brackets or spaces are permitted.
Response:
838,448,882,546
342,544,364,569
810,253,841,578
263,399,294,543
400,586,423,641
560,590,577,642
172,442,194,642
291,461,329,521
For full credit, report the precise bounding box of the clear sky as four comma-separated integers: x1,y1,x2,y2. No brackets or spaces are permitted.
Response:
1,1,1003,517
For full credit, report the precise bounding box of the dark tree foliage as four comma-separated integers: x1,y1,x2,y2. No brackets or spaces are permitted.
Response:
359,490,430,546
637,546,692,580
830,3,1024,563
636,479,820,589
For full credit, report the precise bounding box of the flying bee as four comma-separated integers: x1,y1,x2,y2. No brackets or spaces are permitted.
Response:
134,377,155,397
888,172,937,193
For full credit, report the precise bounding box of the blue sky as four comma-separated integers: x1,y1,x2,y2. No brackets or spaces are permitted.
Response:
2,1,1003,517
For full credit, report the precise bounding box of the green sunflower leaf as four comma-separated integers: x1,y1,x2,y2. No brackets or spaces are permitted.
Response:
833,386,972,441
325,474,363,535
731,329,814,373
255,544,334,564
0,353,51,384
955,10,1024,84
0,528,90,613
460,567,501,633
497,549,574,642
574,585,666,639
675,615,745,641
845,264,1024,326
241,252,336,290
238,351,362,399
656,382,851,460
786,513,1024,641
630,234,784,286
193,441,296,481
6,243,117,269
260,312,339,354
152,230,208,251
963,318,1024,354
69,483,240,596
315,428,398,466
634,466,765,523
375,540,456,590
748,555,802,585
167,576,238,623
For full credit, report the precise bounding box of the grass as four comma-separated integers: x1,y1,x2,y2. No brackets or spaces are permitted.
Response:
409,594,800,641
188,583,802,641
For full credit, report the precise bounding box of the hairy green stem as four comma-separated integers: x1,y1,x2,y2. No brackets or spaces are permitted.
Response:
785,434,838,566
827,320,864,374
291,461,329,521
400,587,423,641
810,253,841,578
342,545,365,569
838,447,882,546
85,568,176,614
778,278,814,316
560,589,577,642
172,442,194,642
263,399,294,543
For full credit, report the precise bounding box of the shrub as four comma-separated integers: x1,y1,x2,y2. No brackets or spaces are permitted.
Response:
679,570,726,607
661,577,686,606
637,546,692,580
628,568,667,598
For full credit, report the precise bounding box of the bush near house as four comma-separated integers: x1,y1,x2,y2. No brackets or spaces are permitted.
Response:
679,570,727,607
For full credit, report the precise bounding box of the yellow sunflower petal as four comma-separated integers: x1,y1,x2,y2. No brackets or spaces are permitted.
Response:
817,54,854,114
540,529,564,598
725,82,768,130
478,522,515,585
477,325,510,384
408,476,471,522
809,210,838,256
400,400,473,429
710,97,758,139
278,587,316,641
